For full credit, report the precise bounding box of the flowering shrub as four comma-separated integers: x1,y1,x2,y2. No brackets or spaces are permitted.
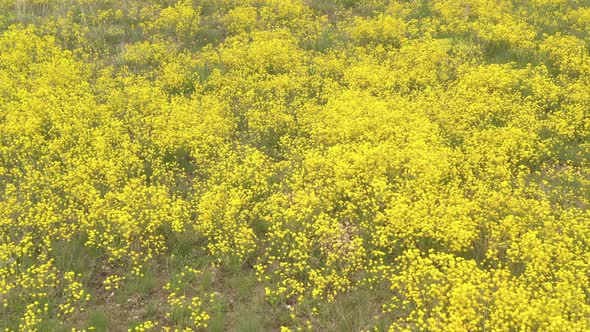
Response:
0,0,588,331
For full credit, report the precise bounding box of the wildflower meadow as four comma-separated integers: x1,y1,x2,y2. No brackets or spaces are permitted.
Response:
0,0,589,331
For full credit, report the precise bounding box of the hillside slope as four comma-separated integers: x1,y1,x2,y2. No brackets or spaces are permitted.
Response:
1,1,589,331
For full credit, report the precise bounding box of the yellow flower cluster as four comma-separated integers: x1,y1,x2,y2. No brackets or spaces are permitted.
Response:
102,274,125,291
163,267,211,331
58,272,90,318
129,320,158,332
0,0,589,330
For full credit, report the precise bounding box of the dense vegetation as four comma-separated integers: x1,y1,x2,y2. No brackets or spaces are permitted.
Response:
1,0,589,331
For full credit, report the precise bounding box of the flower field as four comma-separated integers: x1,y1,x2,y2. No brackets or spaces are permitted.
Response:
0,0,589,331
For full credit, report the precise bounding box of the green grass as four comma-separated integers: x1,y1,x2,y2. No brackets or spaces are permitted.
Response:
87,309,109,332
305,287,392,331
52,233,102,284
